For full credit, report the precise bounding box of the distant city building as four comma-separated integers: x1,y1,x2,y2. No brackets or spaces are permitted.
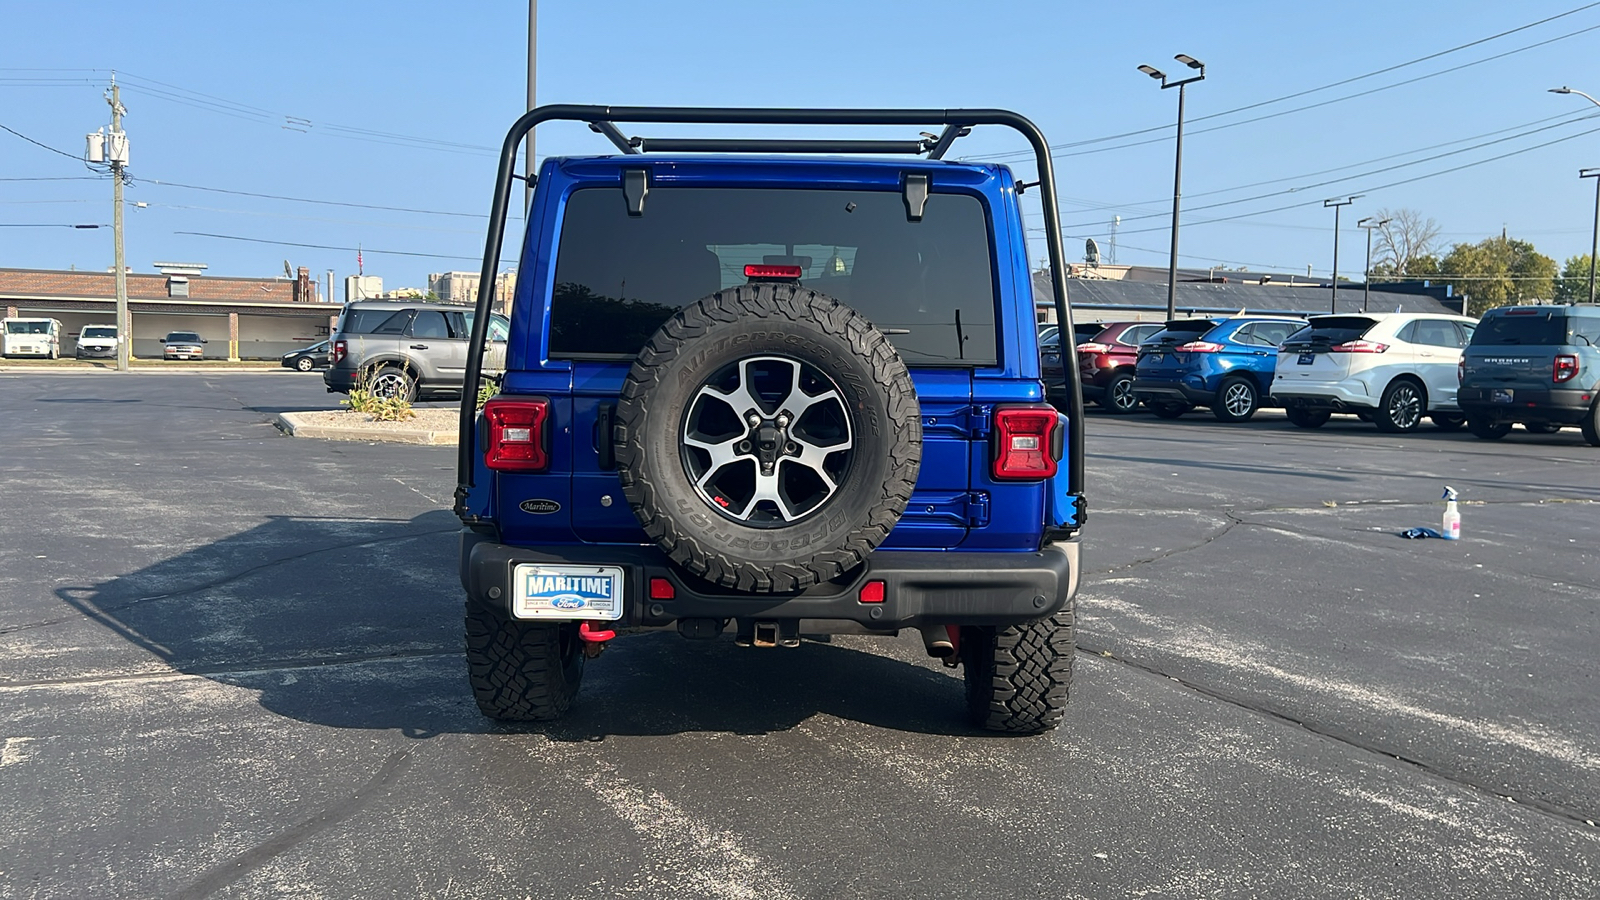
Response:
379,287,428,299
344,275,382,302
427,270,516,309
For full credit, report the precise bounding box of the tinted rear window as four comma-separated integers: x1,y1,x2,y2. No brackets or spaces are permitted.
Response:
340,307,411,335
1145,320,1217,344
1285,316,1378,346
1471,311,1567,346
548,187,997,365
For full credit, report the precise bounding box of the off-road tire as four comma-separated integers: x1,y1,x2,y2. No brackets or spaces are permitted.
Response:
1286,407,1331,429
1467,415,1512,440
1212,376,1260,423
961,599,1075,734
1581,400,1600,447
369,365,418,403
464,599,583,721
1099,372,1140,414
1375,379,1425,433
1431,413,1466,432
1149,402,1191,419
615,283,921,593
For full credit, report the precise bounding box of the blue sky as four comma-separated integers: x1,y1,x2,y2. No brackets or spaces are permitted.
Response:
4,0,1600,292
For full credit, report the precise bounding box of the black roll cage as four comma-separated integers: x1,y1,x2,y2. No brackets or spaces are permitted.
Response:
454,105,1085,531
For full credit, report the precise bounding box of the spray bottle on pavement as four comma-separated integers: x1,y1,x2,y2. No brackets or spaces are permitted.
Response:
1441,486,1461,540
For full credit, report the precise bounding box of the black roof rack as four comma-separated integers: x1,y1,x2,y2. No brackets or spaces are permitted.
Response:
585,119,974,159
455,106,1084,523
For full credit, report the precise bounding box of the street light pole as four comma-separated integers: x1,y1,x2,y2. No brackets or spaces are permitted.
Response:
1139,54,1205,321
1324,196,1358,314
1549,89,1600,304
1358,216,1390,313
1583,169,1600,304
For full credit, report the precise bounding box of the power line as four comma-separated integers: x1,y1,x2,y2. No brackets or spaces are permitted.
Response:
1061,111,1600,229
981,2,1600,162
0,123,83,161
134,178,488,218
174,231,483,261
0,176,106,182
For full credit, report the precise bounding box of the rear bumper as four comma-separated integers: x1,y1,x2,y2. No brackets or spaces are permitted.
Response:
323,366,358,393
1459,387,1594,424
1132,378,1213,406
1274,381,1376,411
461,533,1079,630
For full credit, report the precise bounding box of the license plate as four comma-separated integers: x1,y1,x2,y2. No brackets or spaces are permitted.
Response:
1491,389,1514,404
1149,353,1165,362
512,564,624,620
1297,352,1315,365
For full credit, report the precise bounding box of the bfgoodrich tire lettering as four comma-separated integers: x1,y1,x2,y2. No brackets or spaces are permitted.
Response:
615,283,921,593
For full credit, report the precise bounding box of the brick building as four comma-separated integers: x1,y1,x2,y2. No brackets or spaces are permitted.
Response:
0,266,339,360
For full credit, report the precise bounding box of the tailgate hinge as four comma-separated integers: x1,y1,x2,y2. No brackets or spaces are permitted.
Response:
962,404,993,439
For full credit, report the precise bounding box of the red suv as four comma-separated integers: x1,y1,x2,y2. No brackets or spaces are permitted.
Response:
1068,321,1163,413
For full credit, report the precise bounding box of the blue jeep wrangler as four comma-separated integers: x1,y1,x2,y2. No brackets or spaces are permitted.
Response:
452,107,1087,733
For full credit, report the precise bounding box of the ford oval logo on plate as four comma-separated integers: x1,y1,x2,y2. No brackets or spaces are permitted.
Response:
549,595,586,610
520,498,561,515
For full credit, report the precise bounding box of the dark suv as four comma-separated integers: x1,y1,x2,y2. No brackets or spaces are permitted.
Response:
451,106,1087,734
1458,305,1600,445
323,300,508,401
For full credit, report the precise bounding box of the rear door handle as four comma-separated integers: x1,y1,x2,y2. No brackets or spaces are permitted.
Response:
410,344,429,350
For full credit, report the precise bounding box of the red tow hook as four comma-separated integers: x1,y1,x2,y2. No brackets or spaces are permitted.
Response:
578,621,615,658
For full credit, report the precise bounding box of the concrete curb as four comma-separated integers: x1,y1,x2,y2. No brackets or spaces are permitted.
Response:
0,365,288,375
274,411,458,446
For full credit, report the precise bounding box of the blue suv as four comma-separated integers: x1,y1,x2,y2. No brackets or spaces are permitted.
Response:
450,107,1087,733
1132,316,1305,421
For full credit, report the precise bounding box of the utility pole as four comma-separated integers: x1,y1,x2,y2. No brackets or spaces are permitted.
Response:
109,77,130,372
534,0,547,209
1324,196,1359,314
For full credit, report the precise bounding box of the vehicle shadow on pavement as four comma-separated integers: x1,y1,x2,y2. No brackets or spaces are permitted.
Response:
55,509,980,739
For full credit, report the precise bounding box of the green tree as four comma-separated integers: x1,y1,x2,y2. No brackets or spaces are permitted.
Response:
1436,235,1557,315
1556,253,1596,303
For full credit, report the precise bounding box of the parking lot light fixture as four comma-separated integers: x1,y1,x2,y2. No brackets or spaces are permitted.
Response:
1140,54,1206,320
1358,216,1390,313
1324,196,1359,313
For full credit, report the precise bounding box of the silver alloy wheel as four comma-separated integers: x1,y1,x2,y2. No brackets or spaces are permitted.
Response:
1223,381,1255,417
296,356,315,372
1109,377,1138,411
1388,383,1422,429
680,355,853,527
370,369,411,399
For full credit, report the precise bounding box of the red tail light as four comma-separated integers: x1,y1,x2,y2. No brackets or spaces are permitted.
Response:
483,396,551,472
992,405,1060,480
1074,342,1109,354
1555,354,1579,383
332,339,347,364
1174,341,1224,353
744,264,803,279
1458,358,1465,384
1330,340,1389,353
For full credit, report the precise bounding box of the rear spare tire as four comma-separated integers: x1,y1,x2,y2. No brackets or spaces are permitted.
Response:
616,283,922,593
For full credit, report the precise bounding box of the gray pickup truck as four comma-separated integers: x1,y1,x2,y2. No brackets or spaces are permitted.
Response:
323,300,508,401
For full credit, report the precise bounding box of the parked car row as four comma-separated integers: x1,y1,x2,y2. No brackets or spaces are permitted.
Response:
1054,304,1600,446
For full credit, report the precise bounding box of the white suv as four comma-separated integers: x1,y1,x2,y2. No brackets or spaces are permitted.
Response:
1273,313,1478,433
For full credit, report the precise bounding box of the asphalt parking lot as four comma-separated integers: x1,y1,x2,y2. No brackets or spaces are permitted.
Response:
1,371,1595,899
